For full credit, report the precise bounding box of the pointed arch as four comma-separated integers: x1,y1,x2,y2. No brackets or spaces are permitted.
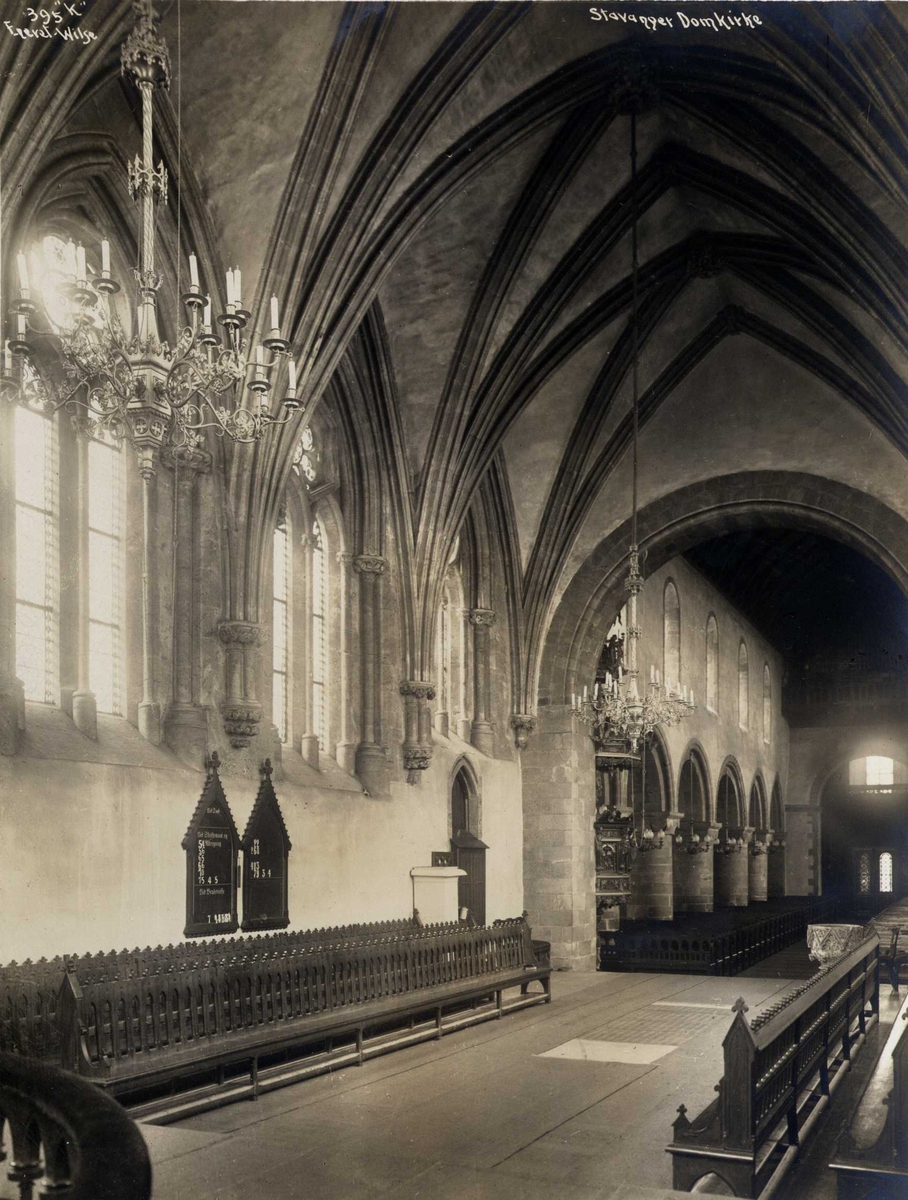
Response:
678,740,712,823
749,773,768,830
449,755,482,840
716,757,745,828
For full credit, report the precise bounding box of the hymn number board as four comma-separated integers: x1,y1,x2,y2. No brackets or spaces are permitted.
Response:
182,752,240,937
241,759,291,932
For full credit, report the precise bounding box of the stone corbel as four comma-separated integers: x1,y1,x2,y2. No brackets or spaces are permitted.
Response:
218,620,263,748
400,680,435,785
510,713,536,750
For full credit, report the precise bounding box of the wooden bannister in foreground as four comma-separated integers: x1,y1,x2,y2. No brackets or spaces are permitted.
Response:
668,934,880,1198
0,1050,151,1199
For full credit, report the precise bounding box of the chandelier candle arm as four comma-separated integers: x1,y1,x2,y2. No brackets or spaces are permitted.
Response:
4,0,306,453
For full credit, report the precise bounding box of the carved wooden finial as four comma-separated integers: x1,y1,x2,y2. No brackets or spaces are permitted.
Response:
207,750,220,772
262,758,273,779
732,997,749,1016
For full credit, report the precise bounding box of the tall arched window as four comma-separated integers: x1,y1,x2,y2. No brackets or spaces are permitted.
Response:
717,769,742,828
663,581,680,692
858,852,870,894
762,664,771,745
311,516,327,750
770,780,783,833
436,592,451,735
738,640,749,730
272,522,289,743
15,405,59,704
87,432,122,713
705,614,718,713
678,749,708,821
880,852,893,894
749,777,766,830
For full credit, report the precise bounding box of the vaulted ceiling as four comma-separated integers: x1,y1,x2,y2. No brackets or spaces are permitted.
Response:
4,0,908,696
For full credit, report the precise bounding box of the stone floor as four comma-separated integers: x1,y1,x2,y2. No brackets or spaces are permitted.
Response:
136,963,898,1200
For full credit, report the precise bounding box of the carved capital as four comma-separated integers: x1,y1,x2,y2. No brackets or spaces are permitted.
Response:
218,620,262,647
469,608,496,628
403,747,431,785
354,554,387,575
510,713,537,750
221,703,263,749
400,680,436,702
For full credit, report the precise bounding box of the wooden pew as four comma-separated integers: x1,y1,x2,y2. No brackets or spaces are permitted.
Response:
829,991,908,1199
50,915,549,1121
668,934,880,1198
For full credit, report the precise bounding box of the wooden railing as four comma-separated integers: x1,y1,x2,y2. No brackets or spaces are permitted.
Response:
668,934,880,1198
0,1051,151,1199
830,991,908,1199
2,916,549,1120
0,917,461,1061
601,896,847,976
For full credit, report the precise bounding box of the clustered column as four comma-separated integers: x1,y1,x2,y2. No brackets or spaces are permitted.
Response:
400,680,435,784
469,608,495,755
0,400,23,754
354,554,387,794
218,620,262,748
163,448,210,766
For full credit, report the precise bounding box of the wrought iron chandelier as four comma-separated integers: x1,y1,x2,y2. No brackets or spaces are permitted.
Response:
2,0,302,475
572,106,694,765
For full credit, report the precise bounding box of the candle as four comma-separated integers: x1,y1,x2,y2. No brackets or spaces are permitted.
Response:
234,267,242,306
16,252,29,293
270,295,279,332
203,295,211,327
650,664,655,684
188,253,199,288
17,314,26,340
76,243,87,282
690,690,694,706
101,238,111,274
226,269,235,306
65,240,77,277
583,685,588,701
288,358,297,391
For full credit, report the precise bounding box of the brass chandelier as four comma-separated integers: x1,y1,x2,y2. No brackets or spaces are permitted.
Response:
572,107,694,761
3,0,302,476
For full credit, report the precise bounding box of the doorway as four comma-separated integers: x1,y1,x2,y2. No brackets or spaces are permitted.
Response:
451,766,487,925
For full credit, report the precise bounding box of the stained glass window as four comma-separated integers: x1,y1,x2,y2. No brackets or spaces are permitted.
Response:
859,852,870,894
88,435,121,713
880,851,893,894
272,523,289,743
311,517,326,750
15,406,58,703
292,427,318,483
663,581,680,692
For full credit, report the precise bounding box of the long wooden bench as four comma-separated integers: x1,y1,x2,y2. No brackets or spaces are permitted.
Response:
5,916,550,1122
668,934,880,1198
829,991,908,1199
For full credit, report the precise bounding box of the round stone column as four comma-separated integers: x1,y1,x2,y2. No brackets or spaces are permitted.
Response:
714,832,749,906
673,822,718,913
628,831,674,920
748,835,769,902
768,840,787,898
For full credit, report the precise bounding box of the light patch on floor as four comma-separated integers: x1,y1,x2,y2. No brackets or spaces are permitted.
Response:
652,1001,734,1011
537,1039,677,1064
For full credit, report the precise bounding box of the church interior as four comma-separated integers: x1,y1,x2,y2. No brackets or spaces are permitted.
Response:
2,2,908,1198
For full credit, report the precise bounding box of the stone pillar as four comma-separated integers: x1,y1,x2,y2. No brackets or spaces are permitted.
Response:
768,839,787,898
137,466,161,744
71,432,97,738
714,828,752,906
673,822,719,913
218,620,262,748
400,680,434,784
748,832,769,902
353,554,387,794
334,551,356,773
469,608,495,755
521,704,596,970
163,449,210,767
0,399,23,754
627,812,680,921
